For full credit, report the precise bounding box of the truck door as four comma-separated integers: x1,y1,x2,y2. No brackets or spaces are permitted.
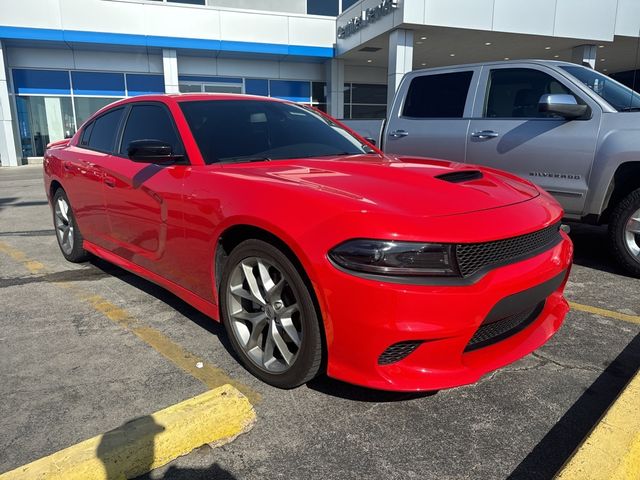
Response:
465,64,600,216
383,67,481,162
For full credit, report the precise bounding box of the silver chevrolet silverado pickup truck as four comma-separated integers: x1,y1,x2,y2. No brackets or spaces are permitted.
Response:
346,60,640,276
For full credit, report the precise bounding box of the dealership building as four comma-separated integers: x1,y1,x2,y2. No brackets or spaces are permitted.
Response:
0,0,639,166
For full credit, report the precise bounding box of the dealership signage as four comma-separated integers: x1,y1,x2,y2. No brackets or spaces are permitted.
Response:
337,0,397,39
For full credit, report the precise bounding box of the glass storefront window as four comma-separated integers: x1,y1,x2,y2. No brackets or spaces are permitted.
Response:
15,96,75,157
343,83,388,119
74,97,122,128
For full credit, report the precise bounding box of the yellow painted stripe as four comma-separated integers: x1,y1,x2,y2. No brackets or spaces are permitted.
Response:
0,240,260,403
0,385,256,480
0,241,44,274
555,369,640,480
569,302,640,325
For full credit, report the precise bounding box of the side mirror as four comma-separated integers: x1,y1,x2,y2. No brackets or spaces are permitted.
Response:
538,94,589,120
127,140,182,164
364,136,377,146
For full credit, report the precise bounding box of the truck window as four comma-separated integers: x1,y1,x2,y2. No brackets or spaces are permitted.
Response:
485,68,578,118
402,71,473,118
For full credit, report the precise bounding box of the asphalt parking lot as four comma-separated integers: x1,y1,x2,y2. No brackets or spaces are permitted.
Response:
1,165,639,480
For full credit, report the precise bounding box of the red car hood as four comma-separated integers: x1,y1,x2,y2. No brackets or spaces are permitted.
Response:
220,154,540,218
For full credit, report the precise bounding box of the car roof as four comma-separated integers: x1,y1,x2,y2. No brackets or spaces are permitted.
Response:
411,59,579,74
128,92,285,103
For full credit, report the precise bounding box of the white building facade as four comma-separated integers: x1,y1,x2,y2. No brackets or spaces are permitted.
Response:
0,0,639,166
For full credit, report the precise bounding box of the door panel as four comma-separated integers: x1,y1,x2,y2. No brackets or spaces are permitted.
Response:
103,102,188,284
466,65,599,215
103,158,186,284
61,146,110,246
384,68,480,162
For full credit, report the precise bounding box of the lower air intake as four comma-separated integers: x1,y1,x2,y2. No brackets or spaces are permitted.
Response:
465,301,545,352
378,341,423,365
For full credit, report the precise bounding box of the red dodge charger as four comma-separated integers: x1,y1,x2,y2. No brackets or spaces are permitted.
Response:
44,94,573,391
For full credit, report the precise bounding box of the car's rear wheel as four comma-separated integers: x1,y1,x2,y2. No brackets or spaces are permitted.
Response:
220,239,323,388
609,188,640,277
52,188,89,263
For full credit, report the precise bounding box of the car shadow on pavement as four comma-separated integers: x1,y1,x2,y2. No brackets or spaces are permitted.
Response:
306,375,437,402
507,332,640,480
88,257,237,357
567,222,638,278
96,414,238,480
89,257,435,403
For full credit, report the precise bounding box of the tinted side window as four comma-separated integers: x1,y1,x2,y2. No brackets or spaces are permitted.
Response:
402,71,473,118
87,108,124,152
119,104,182,155
80,122,94,147
485,68,576,118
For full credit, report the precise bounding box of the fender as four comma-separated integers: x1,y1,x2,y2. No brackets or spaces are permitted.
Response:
587,124,640,218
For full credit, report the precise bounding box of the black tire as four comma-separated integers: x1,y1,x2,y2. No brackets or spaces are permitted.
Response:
608,188,640,277
52,188,89,263
220,239,323,388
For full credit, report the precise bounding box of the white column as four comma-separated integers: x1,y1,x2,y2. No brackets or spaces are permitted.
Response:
571,44,597,69
387,29,413,111
326,58,345,119
0,40,19,167
162,49,180,94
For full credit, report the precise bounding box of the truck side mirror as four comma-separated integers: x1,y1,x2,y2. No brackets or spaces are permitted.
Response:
538,94,589,120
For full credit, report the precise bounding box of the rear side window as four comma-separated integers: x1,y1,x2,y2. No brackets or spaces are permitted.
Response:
119,104,183,156
402,71,473,118
87,108,124,152
485,68,577,118
80,122,94,147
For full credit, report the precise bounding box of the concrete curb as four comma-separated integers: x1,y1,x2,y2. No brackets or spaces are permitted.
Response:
0,385,256,480
555,369,640,479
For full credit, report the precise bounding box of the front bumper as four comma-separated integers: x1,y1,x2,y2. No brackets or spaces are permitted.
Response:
319,232,573,391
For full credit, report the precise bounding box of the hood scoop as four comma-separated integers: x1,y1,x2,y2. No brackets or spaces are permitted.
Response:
436,170,483,183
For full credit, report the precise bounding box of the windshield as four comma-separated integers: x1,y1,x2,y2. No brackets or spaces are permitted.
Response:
560,65,640,112
179,100,371,164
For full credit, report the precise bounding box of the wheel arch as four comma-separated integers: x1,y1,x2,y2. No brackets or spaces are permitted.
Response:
214,223,329,359
600,161,640,224
49,180,63,201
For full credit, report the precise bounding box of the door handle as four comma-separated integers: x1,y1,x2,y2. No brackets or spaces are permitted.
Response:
389,129,409,138
104,176,116,188
471,130,499,139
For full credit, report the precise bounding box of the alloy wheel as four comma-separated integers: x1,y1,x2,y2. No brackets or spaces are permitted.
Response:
624,207,640,260
54,196,74,255
226,256,303,373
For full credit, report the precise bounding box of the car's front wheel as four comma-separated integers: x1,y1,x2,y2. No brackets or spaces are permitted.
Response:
220,239,323,388
609,187,640,277
52,188,89,263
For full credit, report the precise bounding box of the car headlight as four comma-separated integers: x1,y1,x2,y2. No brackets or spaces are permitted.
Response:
328,239,458,277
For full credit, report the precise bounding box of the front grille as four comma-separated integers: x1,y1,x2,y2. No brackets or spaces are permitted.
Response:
465,301,545,352
455,223,561,278
378,341,423,365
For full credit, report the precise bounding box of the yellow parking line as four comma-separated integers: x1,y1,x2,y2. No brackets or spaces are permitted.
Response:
555,369,640,480
569,302,640,326
0,242,44,274
0,385,256,480
0,240,260,403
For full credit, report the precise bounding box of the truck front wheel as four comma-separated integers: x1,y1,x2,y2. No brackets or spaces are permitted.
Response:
609,187,640,277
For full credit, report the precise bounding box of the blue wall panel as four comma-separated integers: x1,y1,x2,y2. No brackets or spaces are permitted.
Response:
12,69,71,95
71,71,125,96
127,74,165,96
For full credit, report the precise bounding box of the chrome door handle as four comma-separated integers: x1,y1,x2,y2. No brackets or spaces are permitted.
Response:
471,130,499,139
389,129,409,138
